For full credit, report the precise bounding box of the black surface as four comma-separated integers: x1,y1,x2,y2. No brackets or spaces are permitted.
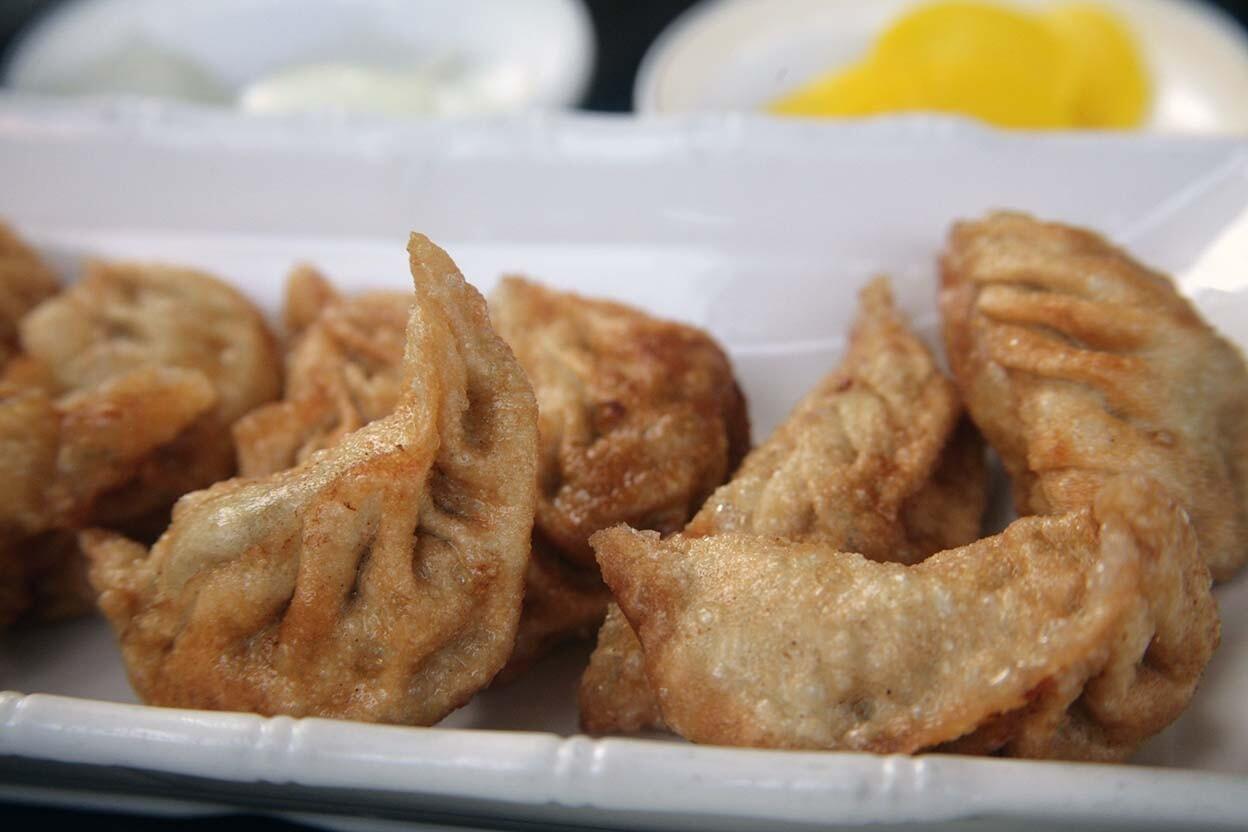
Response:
581,0,700,110
0,805,311,831
2,0,1248,829
0,0,51,73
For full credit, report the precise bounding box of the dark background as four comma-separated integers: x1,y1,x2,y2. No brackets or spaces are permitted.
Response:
2,0,1247,828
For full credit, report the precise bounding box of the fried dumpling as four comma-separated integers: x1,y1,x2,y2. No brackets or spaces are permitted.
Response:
0,222,59,367
676,280,982,558
580,279,987,734
489,277,750,679
20,260,282,523
84,234,539,724
283,262,348,338
0,366,216,533
0,261,279,627
242,272,742,683
579,603,665,734
234,265,410,476
593,476,1215,757
492,277,751,568
941,211,1248,581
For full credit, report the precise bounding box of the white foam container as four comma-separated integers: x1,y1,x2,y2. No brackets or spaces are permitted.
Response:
1,96,1247,830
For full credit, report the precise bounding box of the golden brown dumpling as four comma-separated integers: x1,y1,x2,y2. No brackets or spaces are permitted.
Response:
492,277,751,568
84,234,539,724
19,260,282,524
0,222,59,367
580,279,986,734
593,476,1215,758
0,260,279,627
941,211,1248,581
237,269,748,685
234,264,410,477
489,277,750,680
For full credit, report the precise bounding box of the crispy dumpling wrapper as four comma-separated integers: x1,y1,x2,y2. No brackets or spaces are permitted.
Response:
23,260,278,426
85,234,539,724
580,279,987,735
283,263,347,339
18,260,281,525
680,279,982,558
245,271,740,685
0,259,279,628
578,603,665,734
489,276,750,680
0,221,59,367
234,265,411,477
941,211,1248,581
587,276,1216,760
593,475,1215,757
491,276,751,569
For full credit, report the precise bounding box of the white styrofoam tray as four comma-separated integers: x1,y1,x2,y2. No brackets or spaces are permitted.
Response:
1,96,1247,830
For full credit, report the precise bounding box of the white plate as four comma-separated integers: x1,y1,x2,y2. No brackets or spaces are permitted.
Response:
3,0,593,113
636,0,1248,133
1,96,1248,829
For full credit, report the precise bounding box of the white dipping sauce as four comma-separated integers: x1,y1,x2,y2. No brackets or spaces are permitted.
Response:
238,61,534,116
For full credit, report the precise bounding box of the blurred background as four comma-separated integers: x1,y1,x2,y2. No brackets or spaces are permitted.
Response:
0,0,1246,130
4,0,696,111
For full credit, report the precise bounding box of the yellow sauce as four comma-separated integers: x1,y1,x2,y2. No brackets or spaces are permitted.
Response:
768,1,1149,129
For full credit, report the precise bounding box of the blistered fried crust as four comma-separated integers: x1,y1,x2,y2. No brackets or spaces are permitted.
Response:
283,264,343,338
85,234,539,724
580,422,988,735
579,603,665,734
490,277,750,570
897,419,988,558
580,279,987,734
593,476,1213,756
234,265,411,476
0,222,59,367
0,262,279,627
20,260,281,523
23,260,278,427
941,211,1248,581
490,277,749,677
683,278,978,558
0,371,214,628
